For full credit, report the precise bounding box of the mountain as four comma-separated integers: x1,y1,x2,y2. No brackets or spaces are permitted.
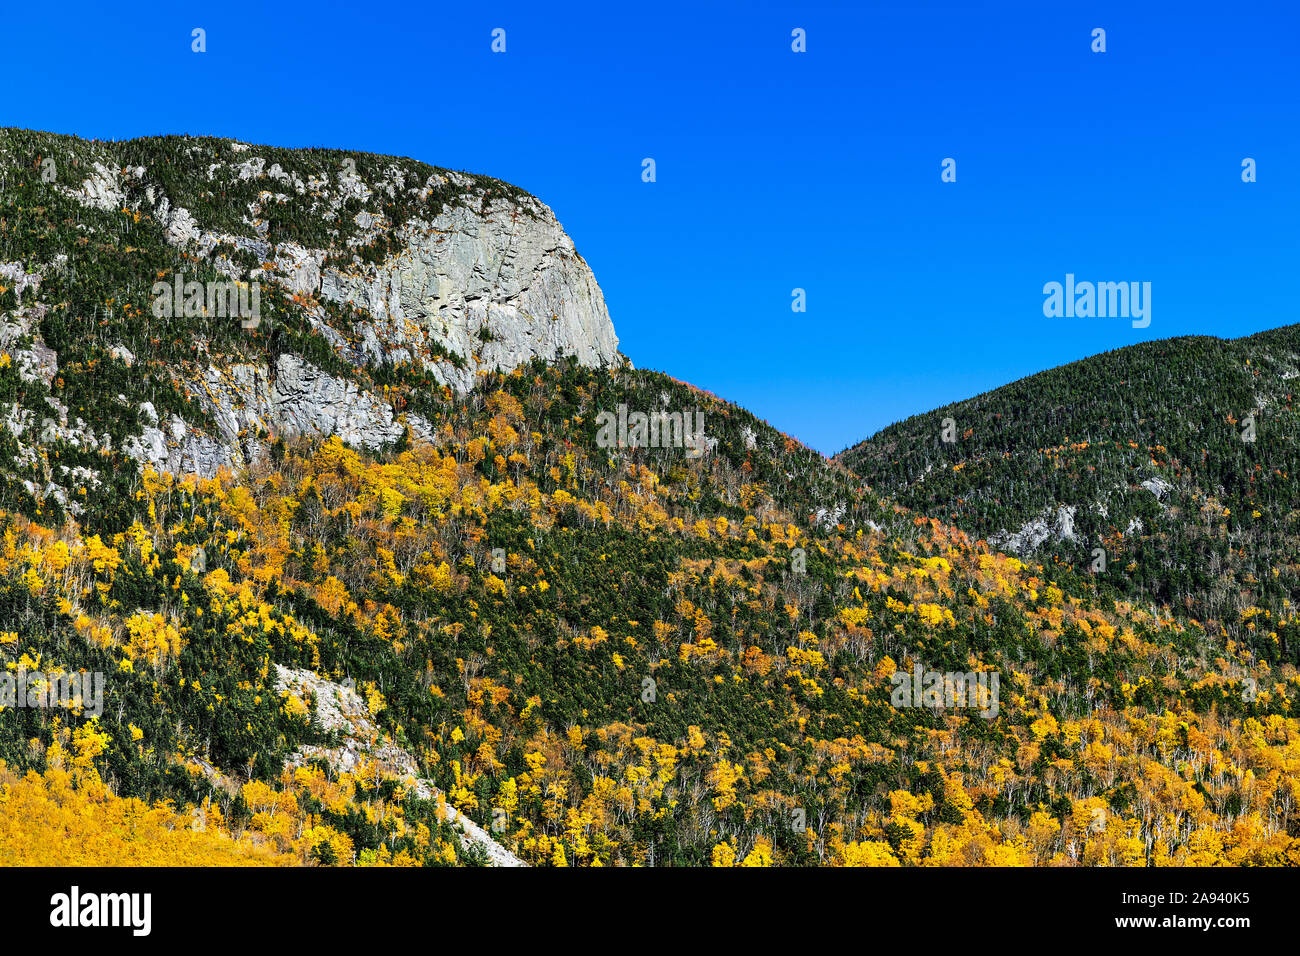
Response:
1,130,1297,868
0,127,618,522
836,326,1300,669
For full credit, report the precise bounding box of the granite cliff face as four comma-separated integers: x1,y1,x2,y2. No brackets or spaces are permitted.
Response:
0,130,621,503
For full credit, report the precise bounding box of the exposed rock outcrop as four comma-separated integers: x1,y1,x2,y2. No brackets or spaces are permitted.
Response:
274,666,525,867
990,504,1080,556
3,134,623,484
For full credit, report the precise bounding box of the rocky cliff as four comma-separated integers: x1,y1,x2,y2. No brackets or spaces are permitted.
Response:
0,129,620,508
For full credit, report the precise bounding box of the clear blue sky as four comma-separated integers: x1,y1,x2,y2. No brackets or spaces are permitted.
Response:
4,1,1297,454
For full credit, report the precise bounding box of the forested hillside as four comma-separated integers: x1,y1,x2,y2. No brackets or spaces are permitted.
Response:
3,357,1297,866
2,130,1298,867
838,327,1300,670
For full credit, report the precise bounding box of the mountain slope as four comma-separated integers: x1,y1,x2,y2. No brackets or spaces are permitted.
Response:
0,127,618,525
5,354,1297,866
1,132,1298,867
837,326,1300,668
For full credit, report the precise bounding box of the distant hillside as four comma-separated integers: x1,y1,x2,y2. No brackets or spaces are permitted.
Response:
837,325,1300,666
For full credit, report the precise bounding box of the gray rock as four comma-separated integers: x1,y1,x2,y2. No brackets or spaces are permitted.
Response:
991,504,1080,556
274,665,526,867
1141,476,1172,501
42,142,623,489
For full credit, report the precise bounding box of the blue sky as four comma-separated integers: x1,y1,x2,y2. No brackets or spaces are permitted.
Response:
4,1,1297,454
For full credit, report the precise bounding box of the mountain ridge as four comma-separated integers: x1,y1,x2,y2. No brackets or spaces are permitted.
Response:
1,127,620,516
836,322,1300,667
2,132,1298,868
